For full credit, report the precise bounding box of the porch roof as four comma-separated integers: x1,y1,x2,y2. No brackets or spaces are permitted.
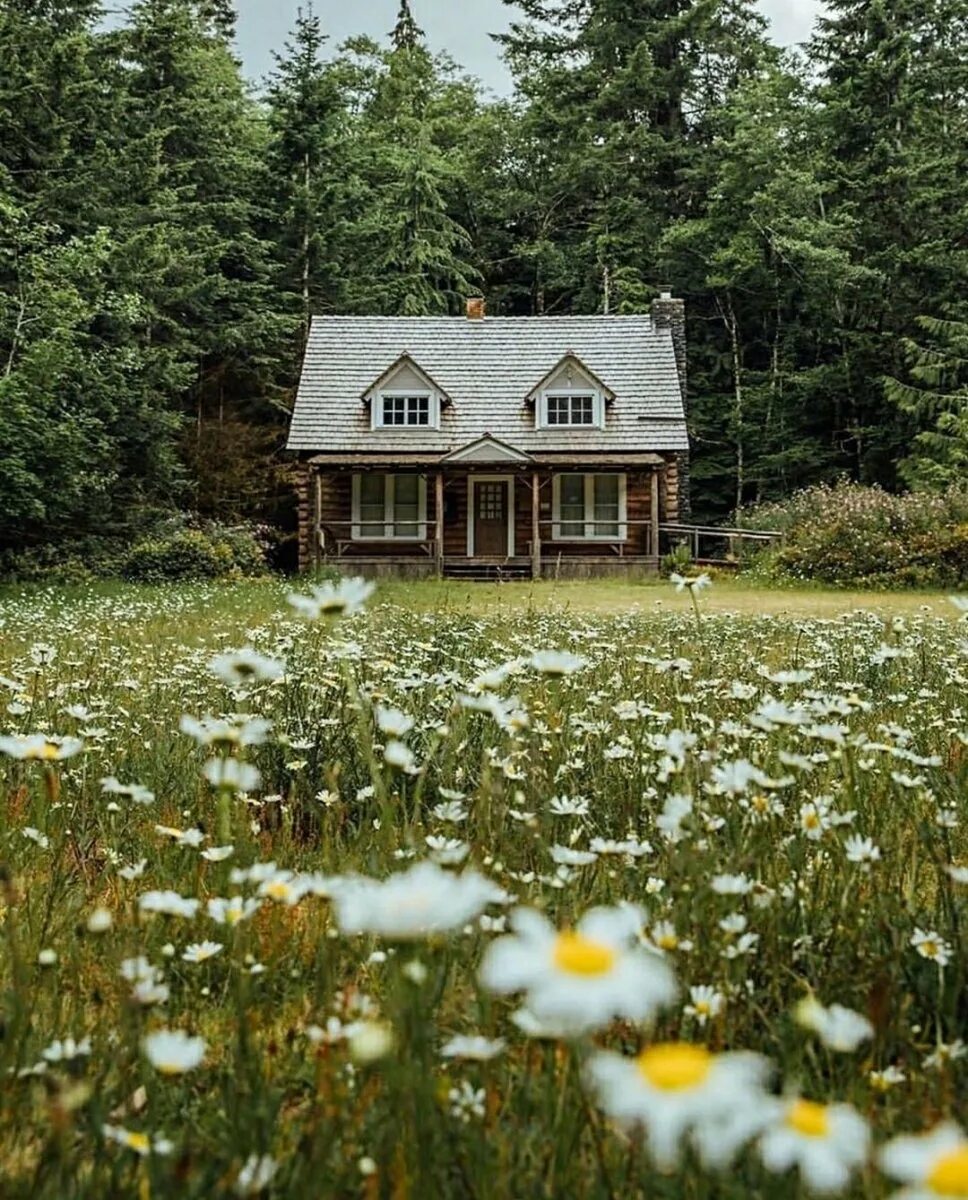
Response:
305,451,666,470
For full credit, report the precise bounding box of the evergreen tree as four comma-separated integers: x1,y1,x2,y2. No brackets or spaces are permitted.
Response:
886,315,968,490
265,3,349,331
391,0,424,51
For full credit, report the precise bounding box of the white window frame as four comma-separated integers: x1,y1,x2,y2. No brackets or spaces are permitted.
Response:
551,473,627,541
372,390,439,430
351,473,428,541
537,389,605,430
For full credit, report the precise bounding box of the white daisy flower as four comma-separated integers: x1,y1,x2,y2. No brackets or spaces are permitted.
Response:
182,941,224,964
795,998,873,1052
911,928,952,967
142,1029,206,1075
530,650,586,677
102,1124,173,1157
440,1035,506,1061
758,1098,869,1194
480,904,676,1034
209,649,283,686
880,1122,968,1199
287,577,375,619
138,891,200,919
587,1042,771,1168
332,862,503,939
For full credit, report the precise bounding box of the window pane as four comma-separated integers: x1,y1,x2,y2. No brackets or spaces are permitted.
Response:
392,475,421,538
593,475,620,537
559,474,585,537
359,475,386,538
573,395,594,424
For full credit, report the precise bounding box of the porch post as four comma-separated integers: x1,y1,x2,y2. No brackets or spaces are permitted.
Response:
531,471,542,580
650,467,661,559
435,471,445,577
313,471,323,570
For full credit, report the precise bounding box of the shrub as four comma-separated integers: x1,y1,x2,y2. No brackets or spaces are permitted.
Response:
121,522,270,583
737,481,968,588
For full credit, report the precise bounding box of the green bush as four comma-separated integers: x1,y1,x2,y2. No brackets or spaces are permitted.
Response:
121,523,270,583
738,481,968,588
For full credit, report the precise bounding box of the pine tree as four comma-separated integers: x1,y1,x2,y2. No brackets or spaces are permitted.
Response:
349,12,479,314
810,0,968,486
391,0,424,51
265,3,348,331
885,315,968,490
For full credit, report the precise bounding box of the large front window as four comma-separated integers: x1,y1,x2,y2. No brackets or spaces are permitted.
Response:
378,393,432,427
353,474,427,539
552,474,626,540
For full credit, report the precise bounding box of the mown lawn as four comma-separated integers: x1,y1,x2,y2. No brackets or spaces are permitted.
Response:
0,577,965,1199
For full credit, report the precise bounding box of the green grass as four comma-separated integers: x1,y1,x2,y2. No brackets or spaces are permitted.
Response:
0,579,965,1198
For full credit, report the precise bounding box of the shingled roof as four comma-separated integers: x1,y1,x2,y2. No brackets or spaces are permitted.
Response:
286,314,688,455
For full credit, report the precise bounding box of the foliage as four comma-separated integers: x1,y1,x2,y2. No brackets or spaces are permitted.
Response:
0,581,966,1196
121,522,271,582
739,481,968,588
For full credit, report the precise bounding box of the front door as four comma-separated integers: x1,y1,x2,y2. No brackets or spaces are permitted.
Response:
473,480,509,556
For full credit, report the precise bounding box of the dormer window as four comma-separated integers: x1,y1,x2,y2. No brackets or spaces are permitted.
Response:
544,393,598,426
378,392,433,427
528,354,613,430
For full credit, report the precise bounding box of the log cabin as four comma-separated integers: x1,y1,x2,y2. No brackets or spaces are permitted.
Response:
288,294,689,579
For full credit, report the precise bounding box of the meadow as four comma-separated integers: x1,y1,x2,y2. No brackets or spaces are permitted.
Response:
0,576,966,1199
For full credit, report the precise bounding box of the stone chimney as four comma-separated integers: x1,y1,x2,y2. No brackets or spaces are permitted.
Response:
651,288,690,518
466,297,486,320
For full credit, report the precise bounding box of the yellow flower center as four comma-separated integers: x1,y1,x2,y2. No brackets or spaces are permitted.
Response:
124,1132,151,1154
656,933,679,951
552,932,617,976
264,882,292,901
928,1148,968,1196
638,1043,713,1091
787,1100,829,1138
803,811,820,830
921,941,939,958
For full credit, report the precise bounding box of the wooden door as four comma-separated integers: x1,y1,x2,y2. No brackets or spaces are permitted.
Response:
474,481,508,556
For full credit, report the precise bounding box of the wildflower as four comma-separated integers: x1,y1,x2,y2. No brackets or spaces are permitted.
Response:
348,1021,395,1064
923,1041,966,1070
669,573,712,593
0,734,83,761
236,1154,278,1196
480,904,676,1034
844,835,881,866
180,715,271,749
143,1030,206,1075
795,998,873,1052
880,1122,968,1199
155,824,205,848
530,650,586,676
384,740,418,773
42,1036,91,1063
288,577,375,619
182,941,224,964
86,907,113,933
375,706,414,738
587,1042,771,1168
869,1065,906,1092
22,827,49,848
440,1035,506,1061
684,985,725,1026
911,928,952,967
118,859,148,881
758,1098,869,1194
550,844,598,866
101,777,155,805
200,844,234,862
102,1124,173,1157
203,758,261,793
139,889,200,918
711,873,754,896
332,862,503,939
37,948,57,965
656,794,692,842
448,1080,487,1123
209,649,283,686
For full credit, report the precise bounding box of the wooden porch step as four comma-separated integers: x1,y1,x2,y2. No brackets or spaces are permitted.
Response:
442,561,534,582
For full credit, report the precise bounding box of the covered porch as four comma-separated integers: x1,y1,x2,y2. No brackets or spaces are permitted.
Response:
298,447,679,579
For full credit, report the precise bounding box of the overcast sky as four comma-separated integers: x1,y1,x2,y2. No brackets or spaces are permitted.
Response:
202,1,825,93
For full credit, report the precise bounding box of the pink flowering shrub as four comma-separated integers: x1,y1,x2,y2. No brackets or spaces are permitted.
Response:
738,481,968,588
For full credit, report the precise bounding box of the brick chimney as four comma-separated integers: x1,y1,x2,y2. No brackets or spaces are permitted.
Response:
466,297,486,320
651,288,690,518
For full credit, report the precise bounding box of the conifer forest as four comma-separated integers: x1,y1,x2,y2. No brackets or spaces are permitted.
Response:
1,0,966,562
